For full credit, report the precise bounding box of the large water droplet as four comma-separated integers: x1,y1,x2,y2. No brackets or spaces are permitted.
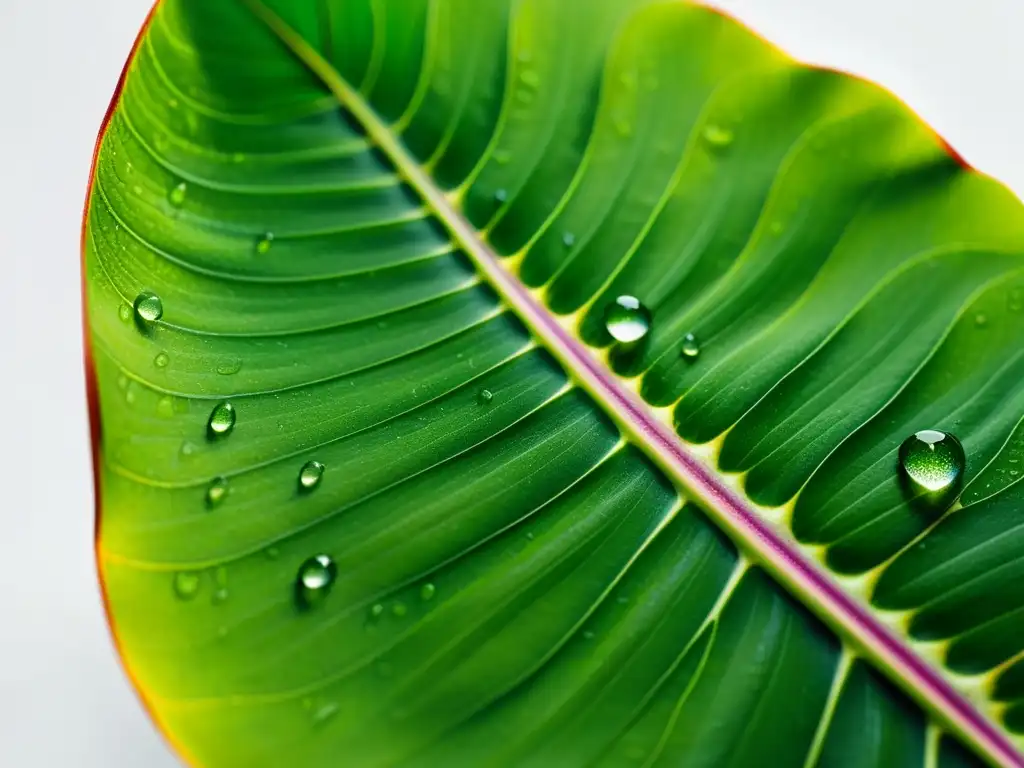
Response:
168,182,187,207
133,292,163,324
299,460,325,491
681,333,700,360
207,402,236,437
604,296,652,344
206,477,228,509
898,430,965,502
296,554,336,609
173,572,201,601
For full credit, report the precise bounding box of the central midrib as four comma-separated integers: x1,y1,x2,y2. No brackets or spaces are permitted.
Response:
241,2,1020,764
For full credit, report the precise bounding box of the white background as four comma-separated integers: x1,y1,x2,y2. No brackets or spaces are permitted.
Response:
2,1,1023,765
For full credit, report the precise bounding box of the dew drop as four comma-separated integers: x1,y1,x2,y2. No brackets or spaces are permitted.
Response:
478,389,494,405
216,358,243,376
299,460,325,491
206,476,228,508
494,149,511,165
212,588,229,605
156,396,175,419
311,702,339,726
604,295,652,344
154,352,170,369
1010,288,1024,313
703,124,734,150
392,602,408,618
370,603,385,619
420,583,436,601
118,303,132,323
975,313,989,328
494,188,508,204
898,429,966,502
256,233,274,254
173,572,201,601
265,546,280,560
681,333,700,360
519,68,540,88
295,554,337,609
168,182,187,207
207,402,236,437
562,232,576,248
133,291,163,324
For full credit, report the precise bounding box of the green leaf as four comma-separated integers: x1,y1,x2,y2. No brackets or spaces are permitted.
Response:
83,0,1024,765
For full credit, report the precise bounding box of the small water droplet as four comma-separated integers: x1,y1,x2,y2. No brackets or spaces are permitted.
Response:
212,587,229,605
154,352,170,369
494,188,508,204
614,117,633,138
133,185,143,196
478,389,494,405
703,124,734,150
217,358,243,376
582,630,596,640
256,233,274,254
118,303,132,323
898,429,966,502
311,701,339,726
157,396,175,418
604,295,652,344
975,313,989,328
769,221,784,236
562,232,576,248
392,602,407,618
173,572,201,601
231,152,246,163
494,149,511,165
299,460,325,491
1010,289,1024,312
370,603,385,619
295,554,337,609
133,291,163,324
168,182,187,207
420,583,436,601
180,440,198,457
207,402,236,437
206,477,228,508
265,546,280,560
519,68,540,88
681,333,700,360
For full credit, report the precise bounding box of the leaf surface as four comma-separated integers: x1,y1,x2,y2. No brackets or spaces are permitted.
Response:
84,1,1024,765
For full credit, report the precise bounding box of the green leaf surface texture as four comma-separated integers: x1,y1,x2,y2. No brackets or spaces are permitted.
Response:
83,1,1024,766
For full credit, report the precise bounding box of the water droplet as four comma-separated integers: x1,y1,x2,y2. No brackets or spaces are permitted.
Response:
494,149,511,165
168,182,187,207
769,221,784,236
420,583,436,601
299,460,325,491
562,232,576,248
212,587,229,605
582,630,596,640
604,295,652,344
681,333,700,360
216,358,243,376
206,477,228,508
265,547,280,560
207,402,236,437
703,124,734,150
133,291,163,324
157,396,175,419
256,233,274,254
614,117,633,138
519,68,540,88
898,430,966,502
494,188,508,204
392,602,408,618
133,185,143,196
370,603,385,619
231,152,246,163
975,313,989,328
118,303,132,323
173,572,200,601
311,701,339,726
154,352,170,369
295,554,337,609
478,389,494,405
